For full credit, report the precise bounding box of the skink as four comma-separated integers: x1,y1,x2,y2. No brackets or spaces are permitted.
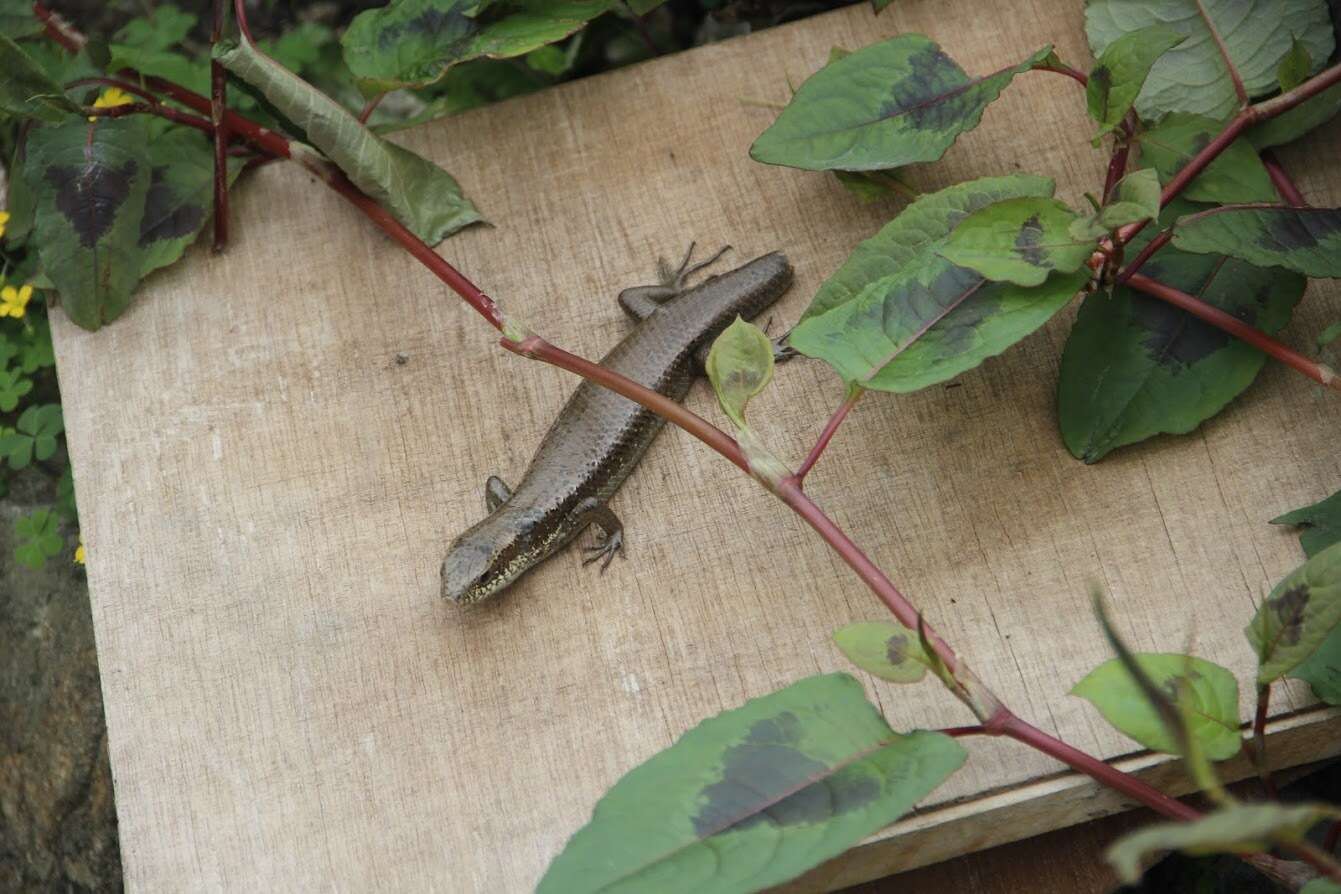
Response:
441,247,793,604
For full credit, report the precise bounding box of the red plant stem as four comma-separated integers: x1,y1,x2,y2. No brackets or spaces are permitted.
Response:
84,102,214,134
66,77,162,104
1251,684,1279,798
1116,230,1172,281
31,2,82,53
791,387,862,487
1194,0,1248,105
232,0,255,44
1127,273,1340,390
1102,142,1130,204
1035,64,1088,87
1261,150,1308,207
358,93,386,124
211,0,229,252
939,725,987,738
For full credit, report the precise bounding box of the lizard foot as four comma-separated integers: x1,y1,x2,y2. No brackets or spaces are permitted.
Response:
582,528,626,572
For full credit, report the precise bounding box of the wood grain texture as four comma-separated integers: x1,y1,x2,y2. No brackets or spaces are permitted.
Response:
51,0,1341,889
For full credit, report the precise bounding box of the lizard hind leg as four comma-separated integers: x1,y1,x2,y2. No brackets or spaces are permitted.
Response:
484,475,513,512
577,499,626,571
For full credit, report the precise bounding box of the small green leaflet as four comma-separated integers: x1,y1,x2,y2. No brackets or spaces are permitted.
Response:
1107,803,1341,884
1245,541,1341,685
1277,37,1312,91
1084,0,1334,121
833,621,931,684
537,673,966,894
25,117,152,331
1057,201,1305,462
1086,25,1184,138
1071,653,1241,760
0,368,32,411
0,403,63,470
340,0,611,95
790,175,1087,393
1273,490,1341,559
750,36,1052,172
1137,113,1276,205
15,508,63,569
1070,168,1161,239
0,33,81,122
1302,882,1341,894
706,318,774,431
215,36,482,246
939,196,1097,287
1172,205,1341,277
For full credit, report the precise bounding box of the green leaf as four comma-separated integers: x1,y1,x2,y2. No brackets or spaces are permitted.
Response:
538,673,967,894
56,465,77,521
138,128,244,277
17,403,62,460
790,176,1088,392
1319,321,1341,350
833,622,930,683
1273,489,1341,559
0,33,81,122
832,170,906,204
749,36,1052,172
939,196,1096,287
0,367,32,411
1249,80,1341,148
1301,881,1341,894
1084,0,1335,121
1057,202,1305,462
215,37,482,246
1292,623,1341,705
1246,541,1341,684
14,507,62,569
800,174,1055,322
706,318,774,430
1071,653,1242,760
16,317,55,373
1137,113,1276,205
1172,204,1341,277
0,428,32,469
0,0,44,39
341,0,610,95
1277,37,1312,91
1093,167,1162,232
1086,25,1184,138
113,5,196,51
1108,803,1340,883
24,117,152,331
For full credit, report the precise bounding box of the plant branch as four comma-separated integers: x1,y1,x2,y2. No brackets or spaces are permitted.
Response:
790,386,862,486
31,2,83,53
1250,684,1279,798
1035,64,1088,87
1261,150,1308,207
1102,141,1130,204
83,102,214,134
358,93,386,124
1126,272,1340,391
1193,0,1248,104
1116,230,1172,281
211,0,229,252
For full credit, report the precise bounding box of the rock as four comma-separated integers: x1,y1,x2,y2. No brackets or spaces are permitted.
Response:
0,472,121,892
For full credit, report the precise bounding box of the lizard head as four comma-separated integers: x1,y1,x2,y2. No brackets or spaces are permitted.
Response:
440,513,533,604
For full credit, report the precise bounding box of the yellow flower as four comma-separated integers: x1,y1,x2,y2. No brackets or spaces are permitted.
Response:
0,210,9,239
74,539,85,565
0,283,33,318
89,87,134,122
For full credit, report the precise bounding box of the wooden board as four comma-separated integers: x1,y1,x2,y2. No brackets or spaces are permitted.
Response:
53,0,1341,889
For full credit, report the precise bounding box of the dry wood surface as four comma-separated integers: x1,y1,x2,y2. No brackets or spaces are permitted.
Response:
52,0,1341,888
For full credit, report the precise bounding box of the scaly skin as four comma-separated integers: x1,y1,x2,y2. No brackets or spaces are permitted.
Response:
441,250,793,604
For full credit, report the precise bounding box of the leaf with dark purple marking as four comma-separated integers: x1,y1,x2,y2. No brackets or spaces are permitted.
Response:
1172,204,1341,277
341,0,611,95
789,175,1087,393
833,621,931,683
706,318,774,430
137,128,244,276
1273,489,1341,559
24,117,151,331
1071,653,1242,760
538,673,966,894
1086,25,1184,138
1085,0,1334,120
1138,113,1276,205
939,196,1098,287
1245,541,1341,685
750,35,1053,172
0,33,82,122
1057,201,1305,462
